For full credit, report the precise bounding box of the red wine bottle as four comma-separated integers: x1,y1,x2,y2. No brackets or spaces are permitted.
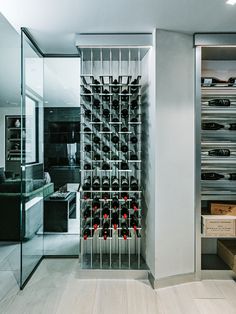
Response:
121,204,129,219
93,213,100,230
92,196,100,211
130,214,139,231
102,204,110,219
111,212,119,230
111,196,119,209
83,206,93,219
201,173,224,180
102,192,109,200
202,122,224,130
208,149,230,157
120,222,129,240
83,226,93,240
122,192,129,201
102,221,110,240
130,198,139,211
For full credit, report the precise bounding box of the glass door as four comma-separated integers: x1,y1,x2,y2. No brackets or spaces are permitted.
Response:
20,30,44,287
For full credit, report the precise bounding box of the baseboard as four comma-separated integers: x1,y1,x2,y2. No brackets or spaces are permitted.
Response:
77,269,149,280
148,272,197,289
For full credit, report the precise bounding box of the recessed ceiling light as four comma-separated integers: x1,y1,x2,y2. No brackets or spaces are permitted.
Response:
226,0,236,5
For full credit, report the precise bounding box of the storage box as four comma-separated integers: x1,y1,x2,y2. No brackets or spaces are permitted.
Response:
202,215,236,237
211,203,236,216
217,239,236,271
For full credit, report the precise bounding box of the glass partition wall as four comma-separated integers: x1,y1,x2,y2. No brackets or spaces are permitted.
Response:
20,31,44,286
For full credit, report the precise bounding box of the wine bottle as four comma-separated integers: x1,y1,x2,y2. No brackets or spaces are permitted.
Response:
121,126,128,132
121,204,129,219
93,79,101,93
84,163,92,170
102,126,110,132
93,136,100,144
83,87,92,101
111,176,119,190
130,176,138,191
228,123,236,130
130,78,139,94
102,162,110,170
131,99,138,110
112,99,119,110
93,213,100,230
111,117,120,123
111,79,120,93
83,192,91,200
102,204,110,219
201,173,224,180
120,161,129,170
202,122,224,131
92,176,100,190
102,221,110,240
93,98,100,109
111,212,119,230
121,192,129,201
102,192,109,200
228,173,236,180
120,222,129,240
121,176,129,191
84,109,91,118
130,198,139,211
111,154,119,160
93,153,101,161
201,77,226,86
130,134,138,144
121,144,128,153
111,134,119,144
208,149,230,157
228,77,236,86
83,226,92,240
82,176,91,190
130,115,138,123
130,151,138,160
102,89,110,102
85,144,92,152
121,89,129,102
83,205,92,219
93,117,100,123
103,108,110,116
102,145,110,153
84,127,91,132
92,196,100,210
111,195,119,209
121,104,129,117
102,176,110,190
130,214,139,231
208,99,230,107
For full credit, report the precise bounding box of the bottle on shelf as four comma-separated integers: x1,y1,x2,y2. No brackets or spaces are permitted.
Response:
121,89,129,102
120,222,129,240
84,109,91,118
130,176,138,191
130,214,139,231
93,135,100,144
111,117,120,123
208,149,230,157
204,99,230,107
102,176,110,190
121,204,129,219
83,192,91,200
121,104,129,117
130,78,139,94
111,79,120,93
130,197,139,211
111,176,119,190
121,144,128,153
130,99,138,110
82,176,91,190
93,117,101,123
202,122,225,130
93,213,100,230
102,204,110,219
102,221,110,240
121,126,129,132
102,192,110,200
93,98,101,109
92,196,100,210
84,126,91,132
201,173,224,180
121,176,129,191
121,192,129,201
111,195,119,209
111,211,119,230
84,163,92,170
85,144,92,152
102,89,110,102
130,134,138,144
103,108,110,117
92,176,100,190
111,154,119,160
83,87,92,101
130,115,139,123
120,160,129,170
130,151,138,160
102,145,110,153
102,162,110,170
93,79,101,93
83,226,93,240
102,125,110,132
94,153,101,161
112,99,119,110
83,205,93,219
201,77,227,86
111,134,119,144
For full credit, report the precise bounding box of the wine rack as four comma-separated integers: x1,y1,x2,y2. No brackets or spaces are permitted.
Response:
80,48,144,269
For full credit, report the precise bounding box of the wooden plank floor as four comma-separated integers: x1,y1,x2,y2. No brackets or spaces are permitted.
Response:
1,259,236,314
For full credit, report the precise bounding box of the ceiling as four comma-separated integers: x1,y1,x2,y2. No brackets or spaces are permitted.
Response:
0,0,236,53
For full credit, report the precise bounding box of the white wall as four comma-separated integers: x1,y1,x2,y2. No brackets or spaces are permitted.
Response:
0,106,20,168
155,30,195,279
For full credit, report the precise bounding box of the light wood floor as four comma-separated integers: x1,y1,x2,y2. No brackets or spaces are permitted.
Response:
1,259,236,314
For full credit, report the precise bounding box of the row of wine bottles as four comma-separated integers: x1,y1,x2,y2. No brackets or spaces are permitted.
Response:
83,220,141,240
83,112,140,123
202,122,236,131
84,161,139,171
82,98,139,110
84,133,138,145
82,176,139,191
83,124,138,133
202,99,235,107
84,148,139,158
201,172,236,180
202,149,233,157
82,191,138,201
83,206,139,221
201,77,236,86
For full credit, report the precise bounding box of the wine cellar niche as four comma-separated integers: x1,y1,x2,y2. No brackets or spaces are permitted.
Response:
79,46,149,269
